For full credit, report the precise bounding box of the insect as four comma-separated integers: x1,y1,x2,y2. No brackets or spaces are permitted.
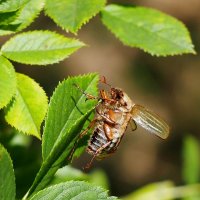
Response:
72,78,169,168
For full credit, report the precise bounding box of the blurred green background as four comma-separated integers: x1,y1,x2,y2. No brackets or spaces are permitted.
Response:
0,0,200,199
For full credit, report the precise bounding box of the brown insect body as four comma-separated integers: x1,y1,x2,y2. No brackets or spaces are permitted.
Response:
87,88,134,160
72,79,169,168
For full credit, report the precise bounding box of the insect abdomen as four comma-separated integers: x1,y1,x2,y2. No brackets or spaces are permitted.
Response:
87,127,107,154
87,126,121,159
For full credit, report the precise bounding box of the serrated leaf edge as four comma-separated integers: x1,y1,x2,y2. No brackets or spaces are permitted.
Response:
0,0,28,13
0,144,16,199
14,0,45,31
45,0,106,34
5,73,48,140
30,180,112,199
42,73,99,159
5,93,40,140
0,56,17,109
1,30,85,65
25,104,97,198
101,5,196,56
0,0,45,36
1,30,84,51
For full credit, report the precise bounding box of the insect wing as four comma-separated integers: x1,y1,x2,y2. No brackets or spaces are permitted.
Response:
131,104,169,139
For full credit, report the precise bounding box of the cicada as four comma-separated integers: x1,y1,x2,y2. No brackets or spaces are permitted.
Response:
72,78,169,168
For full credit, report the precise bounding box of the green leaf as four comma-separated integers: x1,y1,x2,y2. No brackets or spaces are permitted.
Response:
182,135,200,184
0,11,19,25
0,0,28,12
24,74,99,198
0,144,15,200
42,73,98,159
25,111,95,198
0,0,44,36
0,56,16,109
49,166,89,185
1,30,84,65
45,0,106,33
123,181,174,200
30,181,117,200
10,0,44,30
5,73,48,139
123,181,200,200
49,166,109,190
89,170,109,190
101,4,195,56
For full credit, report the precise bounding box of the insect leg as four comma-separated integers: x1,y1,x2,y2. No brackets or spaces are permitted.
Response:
103,123,114,140
84,141,112,169
96,108,117,126
68,119,97,161
73,83,98,101
74,83,115,104
100,76,111,88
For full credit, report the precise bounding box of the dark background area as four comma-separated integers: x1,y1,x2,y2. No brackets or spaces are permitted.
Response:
1,0,200,197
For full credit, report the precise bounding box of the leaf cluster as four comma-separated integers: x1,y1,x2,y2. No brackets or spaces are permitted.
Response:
0,0,197,199
0,0,195,138
0,73,119,199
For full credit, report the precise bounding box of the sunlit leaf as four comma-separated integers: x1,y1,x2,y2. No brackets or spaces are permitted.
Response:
1,30,84,65
0,0,44,36
0,144,15,200
42,73,98,159
30,181,117,200
5,73,48,139
182,135,200,184
0,56,16,109
89,170,109,190
45,0,106,33
49,166,89,185
101,4,195,56
49,166,109,190
24,74,99,197
123,181,200,200
0,10,19,25
0,0,28,12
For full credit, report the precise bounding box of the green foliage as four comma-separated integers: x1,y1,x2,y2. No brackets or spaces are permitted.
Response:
0,0,28,12
101,4,195,56
1,31,84,65
0,144,15,200
30,181,117,200
49,166,89,185
45,0,106,33
42,73,98,159
0,0,198,199
12,0,45,30
182,135,200,184
24,74,99,198
0,11,19,25
5,73,48,139
123,135,200,200
123,181,174,200
0,56,16,109
122,181,200,200
0,0,45,36
89,170,110,191
49,166,109,190
0,1,195,56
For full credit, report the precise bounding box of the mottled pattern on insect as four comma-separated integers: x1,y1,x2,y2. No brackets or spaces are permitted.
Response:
72,77,169,168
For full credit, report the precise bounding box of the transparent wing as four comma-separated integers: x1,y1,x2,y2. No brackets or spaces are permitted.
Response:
131,104,170,139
